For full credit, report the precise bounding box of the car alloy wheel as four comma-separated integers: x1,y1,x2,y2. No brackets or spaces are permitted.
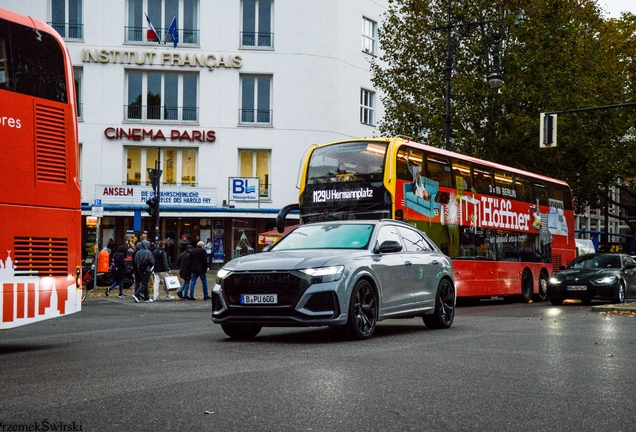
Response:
613,282,626,304
347,279,377,340
423,278,455,329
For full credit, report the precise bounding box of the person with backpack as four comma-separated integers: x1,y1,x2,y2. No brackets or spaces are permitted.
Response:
176,244,194,300
107,245,128,298
132,240,155,303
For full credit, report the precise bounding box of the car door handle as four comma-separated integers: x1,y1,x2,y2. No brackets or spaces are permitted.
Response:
404,261,412,267
431,260,440,265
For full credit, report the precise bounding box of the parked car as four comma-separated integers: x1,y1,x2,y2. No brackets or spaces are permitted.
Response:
212,220,456,340
548,253,636,305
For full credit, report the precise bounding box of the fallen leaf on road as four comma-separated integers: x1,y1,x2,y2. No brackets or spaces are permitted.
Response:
204,411,214,415
606,354,615,357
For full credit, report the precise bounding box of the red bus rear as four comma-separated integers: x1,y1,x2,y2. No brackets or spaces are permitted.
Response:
0,8,82,329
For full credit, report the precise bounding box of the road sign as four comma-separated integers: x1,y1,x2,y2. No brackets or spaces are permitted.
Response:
91,206,104,217
94,199,102,207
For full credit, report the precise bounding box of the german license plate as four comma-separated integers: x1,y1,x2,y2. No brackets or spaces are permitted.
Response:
241,294,278,304
566,285,587,291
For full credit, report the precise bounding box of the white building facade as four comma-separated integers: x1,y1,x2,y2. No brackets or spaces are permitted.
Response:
2,0,388,263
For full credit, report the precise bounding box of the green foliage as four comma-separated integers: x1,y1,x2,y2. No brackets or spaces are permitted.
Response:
372,0,636,217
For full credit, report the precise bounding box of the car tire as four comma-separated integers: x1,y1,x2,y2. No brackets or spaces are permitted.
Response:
423,278,455,329
549,297,564,305
221,324,262,340
612,282,626,304
519,271,533,303
533,271,549,302
346,279,378,340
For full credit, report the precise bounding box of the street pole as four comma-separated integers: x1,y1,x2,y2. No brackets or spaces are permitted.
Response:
155,148,161,243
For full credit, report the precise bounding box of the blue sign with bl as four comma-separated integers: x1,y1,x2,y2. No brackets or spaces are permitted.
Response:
93,199,102,207
230,177,259,201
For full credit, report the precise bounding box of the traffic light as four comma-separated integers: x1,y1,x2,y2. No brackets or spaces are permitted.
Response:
146,197,158,216
539,113,557,148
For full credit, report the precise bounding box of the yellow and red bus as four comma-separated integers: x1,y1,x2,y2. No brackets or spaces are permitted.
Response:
277,137,576,302
0,8,82,329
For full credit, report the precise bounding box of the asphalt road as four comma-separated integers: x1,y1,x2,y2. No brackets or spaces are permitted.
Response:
1,297,635,432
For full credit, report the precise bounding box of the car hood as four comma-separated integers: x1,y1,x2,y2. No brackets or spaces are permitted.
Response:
223,249,366,272
555,268,621,279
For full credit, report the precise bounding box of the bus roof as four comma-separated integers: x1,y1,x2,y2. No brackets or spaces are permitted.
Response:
313,137,570,188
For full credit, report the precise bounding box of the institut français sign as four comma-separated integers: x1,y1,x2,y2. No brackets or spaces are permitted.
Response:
81,49,242,71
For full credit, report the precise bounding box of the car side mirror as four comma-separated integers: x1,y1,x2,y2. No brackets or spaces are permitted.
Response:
262,245,272,252
625,262,636,269
375,240,402,254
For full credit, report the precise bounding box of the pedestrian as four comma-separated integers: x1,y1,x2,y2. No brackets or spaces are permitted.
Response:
152,240,174,301
107,245,128,298
190,241,210,300
176,244,194,300
166,238,175,267
205,237,213,269
132,240,155,303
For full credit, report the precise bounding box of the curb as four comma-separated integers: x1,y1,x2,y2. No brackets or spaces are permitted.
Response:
590,302,636,312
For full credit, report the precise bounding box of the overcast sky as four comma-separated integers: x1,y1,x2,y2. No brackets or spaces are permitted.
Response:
600,0,636,18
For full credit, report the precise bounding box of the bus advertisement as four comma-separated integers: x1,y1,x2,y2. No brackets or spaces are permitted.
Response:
0,8,82,329
277,137,576,302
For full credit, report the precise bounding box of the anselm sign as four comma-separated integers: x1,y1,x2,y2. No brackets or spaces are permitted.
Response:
104,127,215,143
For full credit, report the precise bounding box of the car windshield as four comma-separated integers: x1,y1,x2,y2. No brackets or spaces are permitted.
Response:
272,223,374,250
569,255,621,269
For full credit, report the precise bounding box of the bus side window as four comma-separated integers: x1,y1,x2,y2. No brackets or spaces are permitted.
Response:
426,155,451,187
452,160,472,194
473,166,493,195
396,148,412,181
514,176,533,203
494,170,514,197
534,183,549,207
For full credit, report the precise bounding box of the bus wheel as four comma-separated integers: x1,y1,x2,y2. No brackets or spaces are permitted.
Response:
519,271,533,303
533,271,549,302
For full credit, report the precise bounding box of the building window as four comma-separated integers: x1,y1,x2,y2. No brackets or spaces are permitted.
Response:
239,74,272,126
50,0,83,40
240,0,273,49
126,147,197,186
74,68,83,120
126,71,198,123
126,0,199,45
360,89,375,126
239,149,270,199
362,17,377,55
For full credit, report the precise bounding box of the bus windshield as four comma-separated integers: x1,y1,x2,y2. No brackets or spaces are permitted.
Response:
306,141,387,184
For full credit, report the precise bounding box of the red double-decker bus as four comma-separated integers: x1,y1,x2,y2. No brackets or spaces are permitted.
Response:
0,8,82,329
277,137,576,302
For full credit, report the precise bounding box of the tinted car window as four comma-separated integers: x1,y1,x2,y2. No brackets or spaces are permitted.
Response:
397,226,432,252
376,225,402,247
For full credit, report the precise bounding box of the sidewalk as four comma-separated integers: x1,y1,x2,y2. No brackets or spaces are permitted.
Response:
87,270,218,308
591,301,636,313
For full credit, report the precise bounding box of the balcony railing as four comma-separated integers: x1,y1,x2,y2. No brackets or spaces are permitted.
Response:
125,180,198,187
125,105,199,123
240,31,274,49
49,22,84,41
239,109,273,126
124,26,200,46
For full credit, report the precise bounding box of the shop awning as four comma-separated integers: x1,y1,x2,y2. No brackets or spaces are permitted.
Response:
258,224,299,245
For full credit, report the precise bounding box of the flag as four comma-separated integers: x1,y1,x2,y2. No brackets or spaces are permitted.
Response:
145,13,159,42
165,16,178,48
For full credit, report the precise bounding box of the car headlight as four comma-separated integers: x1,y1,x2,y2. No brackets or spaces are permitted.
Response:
594,276,617,284
300,266,344,283
549,277,562,285
216,268,232,284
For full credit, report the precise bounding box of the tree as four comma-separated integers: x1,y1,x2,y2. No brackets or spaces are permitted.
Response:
372,0,636,221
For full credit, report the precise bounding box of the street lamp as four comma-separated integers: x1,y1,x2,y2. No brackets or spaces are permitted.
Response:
434,2,504,151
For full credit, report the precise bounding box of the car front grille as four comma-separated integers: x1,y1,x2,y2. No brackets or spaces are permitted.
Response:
563,279,592,298
223,272,303,306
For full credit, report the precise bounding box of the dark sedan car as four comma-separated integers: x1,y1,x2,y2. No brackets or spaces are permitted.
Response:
548,253,636,305
212,220,455,340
